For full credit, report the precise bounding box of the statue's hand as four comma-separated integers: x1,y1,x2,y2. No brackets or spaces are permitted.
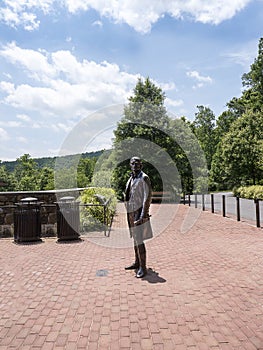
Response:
134,218,143,226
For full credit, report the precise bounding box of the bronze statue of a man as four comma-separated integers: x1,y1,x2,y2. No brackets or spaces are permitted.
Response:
124,156,153,278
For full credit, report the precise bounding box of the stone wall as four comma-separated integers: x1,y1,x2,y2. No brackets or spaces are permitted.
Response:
0,188,87,238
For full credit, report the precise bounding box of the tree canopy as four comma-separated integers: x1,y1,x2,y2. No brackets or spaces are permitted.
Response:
111,77,208,197
211,109,263,188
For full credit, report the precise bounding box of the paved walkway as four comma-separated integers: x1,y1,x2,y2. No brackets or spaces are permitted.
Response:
0,203,263,349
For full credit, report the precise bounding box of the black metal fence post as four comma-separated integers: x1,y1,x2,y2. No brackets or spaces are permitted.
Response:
254,199,260,228
202,194,205,211
211,194,214,213
177,192,261,229
222,195,226,217
236,196,240,221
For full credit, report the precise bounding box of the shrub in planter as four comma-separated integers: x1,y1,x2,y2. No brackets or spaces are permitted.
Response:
233,185,263,200
80,187,117,231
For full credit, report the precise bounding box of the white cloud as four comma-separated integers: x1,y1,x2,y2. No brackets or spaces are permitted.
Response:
0,0,44,30
0,0,54,29
17,114,31,122
3,72,12,79
19,11,40,31
0,120,21,128
222,40,258,69
158,82,177,91
0,127,9,140
64,0,253,33
0,0,253,33
0,42,56,81
92,20,103,28
64,0,90,13
50,121,75,133
0,43,139,118
32,122,41,129
175,0,251,25
17,136,28,143
0,81,15,94
186,70,213,89
165,97,184,108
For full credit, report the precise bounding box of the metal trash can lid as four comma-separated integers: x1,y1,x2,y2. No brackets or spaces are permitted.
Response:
20,197,38,203
16,197,42,207
59,196,75,202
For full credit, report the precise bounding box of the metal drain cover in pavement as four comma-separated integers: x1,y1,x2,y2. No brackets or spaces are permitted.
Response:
96,269,108,277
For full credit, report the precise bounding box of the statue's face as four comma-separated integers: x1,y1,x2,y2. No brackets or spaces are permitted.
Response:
130,158,142,173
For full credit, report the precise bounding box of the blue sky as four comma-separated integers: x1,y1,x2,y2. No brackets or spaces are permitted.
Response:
0,0,262,161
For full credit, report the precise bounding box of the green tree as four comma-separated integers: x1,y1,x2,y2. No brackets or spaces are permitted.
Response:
77,157,96,188
112,77,175,197
0,163,16,191
209,141,228,190
169,117,208,194
90,150,114,188
227,37,263,116
227,87,262,117
210,109,263,188
214,110,238,142
191,105,216,170
211,110,239,189
129,77,166,106
54,166,78,189
14,154,40,191
242,37,263,96
39,167,54,190
210,38,263,190
112,77,208,197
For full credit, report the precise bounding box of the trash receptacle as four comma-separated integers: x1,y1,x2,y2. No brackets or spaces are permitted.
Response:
14,197,42,243
56,196,80,242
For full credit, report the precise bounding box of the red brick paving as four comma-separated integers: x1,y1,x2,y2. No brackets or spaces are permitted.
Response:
0,203,263,349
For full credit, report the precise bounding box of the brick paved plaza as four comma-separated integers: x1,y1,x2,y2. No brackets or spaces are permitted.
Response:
0,203,262,349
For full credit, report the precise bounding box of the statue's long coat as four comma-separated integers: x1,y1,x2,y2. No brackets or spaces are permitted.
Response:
124,170,153,242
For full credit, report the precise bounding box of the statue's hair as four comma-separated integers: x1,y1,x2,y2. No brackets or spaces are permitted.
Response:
130,156,142,163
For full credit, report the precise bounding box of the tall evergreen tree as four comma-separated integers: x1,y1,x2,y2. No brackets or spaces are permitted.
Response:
112,77,208,197
191,105,216,170
112,78,172,197
227,37,263,116
242,38,263,96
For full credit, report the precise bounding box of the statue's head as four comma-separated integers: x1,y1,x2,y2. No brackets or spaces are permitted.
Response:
130,156,142,174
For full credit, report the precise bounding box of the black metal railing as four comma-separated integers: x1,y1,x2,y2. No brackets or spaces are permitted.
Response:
80,196,115,237
181,193,262,228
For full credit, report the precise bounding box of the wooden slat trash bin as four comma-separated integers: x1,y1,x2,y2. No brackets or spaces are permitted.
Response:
56,196,80,242
14,197,42,244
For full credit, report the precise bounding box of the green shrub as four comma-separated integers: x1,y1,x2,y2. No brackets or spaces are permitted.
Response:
233,185,263,199
80,187,117,231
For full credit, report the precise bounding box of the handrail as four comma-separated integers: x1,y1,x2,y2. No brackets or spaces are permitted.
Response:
80,196,114,236
181,193,262,228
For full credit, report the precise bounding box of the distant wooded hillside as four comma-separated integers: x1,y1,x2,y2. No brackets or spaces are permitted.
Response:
2,150,104,172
